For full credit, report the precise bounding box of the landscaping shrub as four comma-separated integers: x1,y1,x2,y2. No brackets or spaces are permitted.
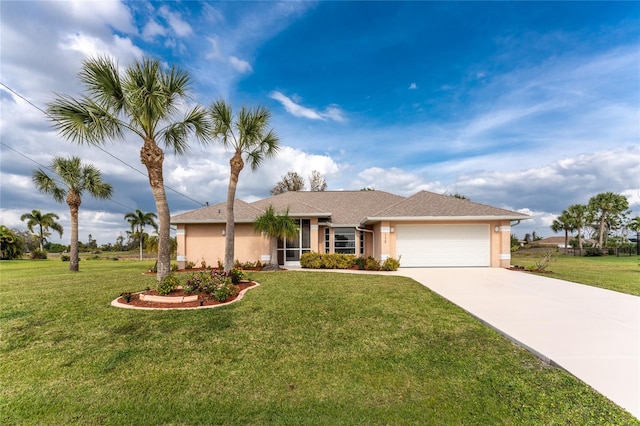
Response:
354,256,367,270
61,254,70,262
171,262,178,271
227,268,247,284
157,274,180,295
300,252,356,269
585,247,604,257
183,270,239,301
364,256,380,271
29,249,48,260
381,257,401,271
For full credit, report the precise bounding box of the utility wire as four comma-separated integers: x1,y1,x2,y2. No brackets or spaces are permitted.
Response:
1,141,137,212
0,82,206,207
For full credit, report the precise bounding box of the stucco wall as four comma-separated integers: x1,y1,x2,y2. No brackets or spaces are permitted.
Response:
176,223,269,268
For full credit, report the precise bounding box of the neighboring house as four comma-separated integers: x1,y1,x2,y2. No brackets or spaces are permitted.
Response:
171,190,530,269
536,236,569,248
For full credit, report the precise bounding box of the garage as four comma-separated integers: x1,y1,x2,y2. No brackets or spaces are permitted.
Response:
396,224,490,267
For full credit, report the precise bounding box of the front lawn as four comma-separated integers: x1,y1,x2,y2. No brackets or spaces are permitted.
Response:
511,250,640,296
1,259,637,424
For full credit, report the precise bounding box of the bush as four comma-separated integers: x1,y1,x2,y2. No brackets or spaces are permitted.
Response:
300,252,356,269
61,254,70,262
381,257,401,271
171,262,178,271
364,256,380,271
186,261,195,269
157,274,180,295
354,257,367,270
227,268,247,284
29,249,47,260
183,270,239,302
585,247,604,257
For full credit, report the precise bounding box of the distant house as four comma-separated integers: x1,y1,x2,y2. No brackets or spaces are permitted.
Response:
171,190,530,269
536,236,569,248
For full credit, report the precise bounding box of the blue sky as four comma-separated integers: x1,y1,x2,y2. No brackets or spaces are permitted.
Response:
1,1,638,245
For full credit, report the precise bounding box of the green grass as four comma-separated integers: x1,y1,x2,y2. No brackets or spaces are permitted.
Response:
512,249,640,296
1,259,637,425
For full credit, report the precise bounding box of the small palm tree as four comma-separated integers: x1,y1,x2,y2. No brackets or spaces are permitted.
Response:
20,209,64,252
254,206,298,270
124,209,158,261
32,156,112,272
550,211,575,254
588,192,629,248
47,56,210,281
565,204,588,253
209,100,279,272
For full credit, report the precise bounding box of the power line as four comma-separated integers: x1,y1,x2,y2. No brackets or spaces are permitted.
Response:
0,81,206,207
1,141,137,212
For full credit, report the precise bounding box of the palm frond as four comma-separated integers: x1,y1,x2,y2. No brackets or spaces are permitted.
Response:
32,169,66,203
162,106,211,154
79,55,125,112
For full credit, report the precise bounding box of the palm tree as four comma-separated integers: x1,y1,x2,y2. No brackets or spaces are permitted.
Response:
124,209,158,261
20,209,64,252
587,192,629,248
253,206,298,270
32,156,112,272
209,100,279,272
565,204,588,253
629,216,640,255
47,56,210,281
550,211,575,254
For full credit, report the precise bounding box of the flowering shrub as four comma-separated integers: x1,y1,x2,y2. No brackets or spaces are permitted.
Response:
183,270,239,302
157,274,180,295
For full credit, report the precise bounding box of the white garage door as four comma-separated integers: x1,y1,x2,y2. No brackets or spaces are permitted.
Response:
396,224,490,267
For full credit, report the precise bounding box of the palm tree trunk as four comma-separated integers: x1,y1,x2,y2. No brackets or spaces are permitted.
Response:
67,192,81,272
38,224,44,252
225,151,244,272
270,237,278,268
139,233,143,261
563,229,568,254
141,139,170,282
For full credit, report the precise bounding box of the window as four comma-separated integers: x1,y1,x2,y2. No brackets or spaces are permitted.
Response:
359,231,365,255
324,227,330,253
334,227,356,254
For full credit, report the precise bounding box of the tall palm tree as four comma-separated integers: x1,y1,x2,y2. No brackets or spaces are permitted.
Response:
550,211,575,254
32,156,112,272
20,209,64,251
124,209,158,261
209,100,279,272
47,56,210,281
587,192,629,248
565,203,588,253
253,206,298,270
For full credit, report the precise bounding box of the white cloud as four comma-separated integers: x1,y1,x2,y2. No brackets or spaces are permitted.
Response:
229,56,253,73
158,6,193,37
142,20,167,40
409,82,417,90
269,91,346,122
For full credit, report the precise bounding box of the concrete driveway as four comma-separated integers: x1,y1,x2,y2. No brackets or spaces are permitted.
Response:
396,267,640,419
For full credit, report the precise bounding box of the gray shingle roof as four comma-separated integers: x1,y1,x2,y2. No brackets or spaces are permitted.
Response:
170,199,263,223
171,190,530,225
365,190,530,221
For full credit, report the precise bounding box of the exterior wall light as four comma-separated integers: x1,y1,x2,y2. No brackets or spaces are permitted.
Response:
221,229,226,236
494,226,500,233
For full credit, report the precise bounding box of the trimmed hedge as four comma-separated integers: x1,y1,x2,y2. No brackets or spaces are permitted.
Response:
300,252,356,269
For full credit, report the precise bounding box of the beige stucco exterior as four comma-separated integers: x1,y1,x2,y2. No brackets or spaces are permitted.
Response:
172,190,529,269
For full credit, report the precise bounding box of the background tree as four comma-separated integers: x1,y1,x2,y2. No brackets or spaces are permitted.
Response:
565,204,588,253
209,100,279,272
253,206,298,270
551,211,575,254
629,216,640,255
32,156,112,272
308,170,327,192
20,210,64,252
271,171,305,195
587,192,629,248
125,209,158,260
47,56,209,281
0,225,24,260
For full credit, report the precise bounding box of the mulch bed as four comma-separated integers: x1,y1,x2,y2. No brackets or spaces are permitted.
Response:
117,281,258,309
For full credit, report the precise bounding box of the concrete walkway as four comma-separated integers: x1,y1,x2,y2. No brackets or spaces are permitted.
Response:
396,267,640,419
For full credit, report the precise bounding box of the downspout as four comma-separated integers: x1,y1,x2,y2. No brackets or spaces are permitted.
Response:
356,226,374,258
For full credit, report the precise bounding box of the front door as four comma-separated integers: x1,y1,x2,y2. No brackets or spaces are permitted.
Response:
277,219,311,266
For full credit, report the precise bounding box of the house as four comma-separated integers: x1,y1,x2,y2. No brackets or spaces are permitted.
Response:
171,190,530,269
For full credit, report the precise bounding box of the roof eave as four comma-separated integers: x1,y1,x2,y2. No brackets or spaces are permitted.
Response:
361,215,532,225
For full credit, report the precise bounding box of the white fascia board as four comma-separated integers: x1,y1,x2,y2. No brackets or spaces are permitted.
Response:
361,215,532,225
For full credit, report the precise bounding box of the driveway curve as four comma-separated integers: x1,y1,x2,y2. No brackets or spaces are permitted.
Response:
396,267,640,419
